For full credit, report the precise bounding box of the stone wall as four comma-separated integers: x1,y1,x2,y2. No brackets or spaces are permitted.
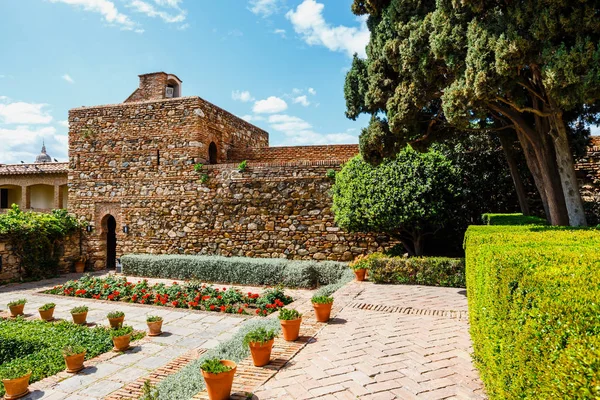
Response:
228,144,359,163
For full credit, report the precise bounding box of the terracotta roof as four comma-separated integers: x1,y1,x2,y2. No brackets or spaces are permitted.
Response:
0,162,68,176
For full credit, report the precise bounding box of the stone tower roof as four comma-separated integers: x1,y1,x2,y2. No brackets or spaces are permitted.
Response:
35,143,52,163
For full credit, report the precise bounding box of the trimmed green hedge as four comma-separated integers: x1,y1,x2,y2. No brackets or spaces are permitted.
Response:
365,253,465,288
465,224,600,399
481,213,547,226
121,254,347,289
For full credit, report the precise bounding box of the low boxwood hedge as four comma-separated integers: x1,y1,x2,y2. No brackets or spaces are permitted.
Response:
465,224,600,399
481,212,548,226
365,253,465,288
121,254,347,289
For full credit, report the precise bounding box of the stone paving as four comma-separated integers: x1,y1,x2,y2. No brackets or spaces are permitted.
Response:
0,273,311,400
253,283,486,399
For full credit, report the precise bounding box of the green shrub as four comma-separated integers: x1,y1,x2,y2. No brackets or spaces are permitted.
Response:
70,306,88,314
146,315,162,323
313,268,354,297
237,160,248,172
109,325,133,338
368,254,465,288
121,254,347,289
481,213,547,226
243,327,277,346
200,358,233,374
278,308,302,320
38,303,55,311
107,311,124,319
62,344,86,357
465,224,600,399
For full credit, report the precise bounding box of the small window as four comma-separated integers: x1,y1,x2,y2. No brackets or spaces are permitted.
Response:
208,142,218,164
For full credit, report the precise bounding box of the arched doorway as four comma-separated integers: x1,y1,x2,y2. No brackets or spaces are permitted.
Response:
208,142,218,164
105,215,117,270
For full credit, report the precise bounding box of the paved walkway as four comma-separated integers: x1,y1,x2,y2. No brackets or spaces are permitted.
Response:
253,283,485,399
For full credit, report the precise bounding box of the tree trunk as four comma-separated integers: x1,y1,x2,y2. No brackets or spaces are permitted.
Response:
413,234,424,257
549,113,587,226
497,133,530,216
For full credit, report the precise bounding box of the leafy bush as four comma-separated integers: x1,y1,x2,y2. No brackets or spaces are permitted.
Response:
0,319,117,395
481,213,548,226
465,224,600,399
109,325,133,338
121,254,347,289
70,306,88,314
200,358,233,374
237,160,248,172
243,327,277,346
157,318,281,400
0,205,83,279
278,308,302,320
7,299,26,307
47,274,292,316
39,303,55,311
311,295,333,304
62,344,86,357
367,254,465,288
107,311,124,319
146,315,162,323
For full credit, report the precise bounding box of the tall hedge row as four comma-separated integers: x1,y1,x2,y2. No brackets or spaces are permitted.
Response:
465,224,600,399
121,254,348,289
481,213,548,226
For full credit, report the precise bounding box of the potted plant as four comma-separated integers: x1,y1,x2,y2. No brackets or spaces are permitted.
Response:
62,344,86,373
74,254,87,274
1,365,31,400
110,325,133,352
146,315,163,336
349,255,368,281
70,305,89,325
278,308,302,342
311,295,334,322
107,310,125,328
243,327,277,367
7,299,26,317
38,302,56,321
200,357,237,400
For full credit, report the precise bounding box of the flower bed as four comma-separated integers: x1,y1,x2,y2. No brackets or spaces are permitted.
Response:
0,318,143,397
45,274,293,316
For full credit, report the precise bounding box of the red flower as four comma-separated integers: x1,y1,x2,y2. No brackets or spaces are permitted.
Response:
202,296,211,301
255,309,260,314
222,288,227,291
210,305,216,311
220,305,226,312
108,294,115,300
171,301,179,307
113,291,120,296
103,284,109,289
217,295,222,300
238,308,244,314
132,294,138,302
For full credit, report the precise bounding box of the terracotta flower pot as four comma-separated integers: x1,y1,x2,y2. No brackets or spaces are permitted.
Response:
39,307,55,321
74,261,85,273
280,318,302,341
112,334,131,352
202,360,237,400
313,302,333,322
354,268,367,281
2,373,31,400
9,304,25,317
108,316,124,328
64,351,86,373
248,339,274,367
71,312,88,325
147,320,163,336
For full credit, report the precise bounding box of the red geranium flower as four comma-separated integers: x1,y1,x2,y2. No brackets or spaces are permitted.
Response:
210,305,216,311
220,305,226,312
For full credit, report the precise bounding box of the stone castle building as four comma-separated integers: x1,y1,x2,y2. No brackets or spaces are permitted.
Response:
0,72,389,277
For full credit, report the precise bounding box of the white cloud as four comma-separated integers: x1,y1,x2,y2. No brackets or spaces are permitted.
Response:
292,88,302,94
590,125,600,136
128,0,186,23
308,87,317,95
58,120,69,127
153,0,181,7
177,23,190,30
286,0,370,58
241,114,265,122
49,0,137,30
293,95,310,107
253,96,288,114
62,74,75,84
232,90,255,102
274,28,286,38
0,126,67,164
268,114,358,145
0,100,53,125
249,0,280,17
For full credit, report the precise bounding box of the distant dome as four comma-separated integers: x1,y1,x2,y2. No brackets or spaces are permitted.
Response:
35,143,52,163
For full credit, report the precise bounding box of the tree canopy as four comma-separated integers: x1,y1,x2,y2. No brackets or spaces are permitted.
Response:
331,146,460,256
345,0,600,226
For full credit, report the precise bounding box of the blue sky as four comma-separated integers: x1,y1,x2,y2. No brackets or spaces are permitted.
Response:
0,0,371,164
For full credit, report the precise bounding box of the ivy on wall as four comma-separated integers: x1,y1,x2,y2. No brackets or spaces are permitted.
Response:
0,205,83,279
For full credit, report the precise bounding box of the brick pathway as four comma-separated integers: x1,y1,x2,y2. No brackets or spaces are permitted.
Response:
253,283,486,399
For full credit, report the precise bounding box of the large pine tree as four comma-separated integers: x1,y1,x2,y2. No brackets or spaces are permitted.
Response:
345,0,600,226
